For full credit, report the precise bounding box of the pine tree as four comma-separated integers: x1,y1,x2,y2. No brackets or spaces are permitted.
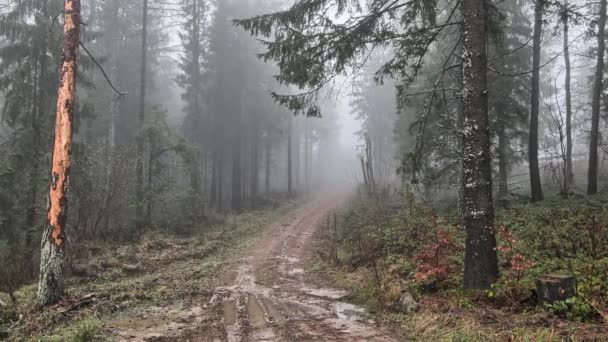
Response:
588,0,607,195
177,0,209,216
529,0,545,202
37,0,81,306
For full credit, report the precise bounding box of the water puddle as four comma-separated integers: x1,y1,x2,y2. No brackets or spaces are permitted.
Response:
300,287,351,300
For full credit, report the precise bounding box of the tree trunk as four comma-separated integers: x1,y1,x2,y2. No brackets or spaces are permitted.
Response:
210,150,218,207
232,100,243,211
251,123,259,199
461,0,499,289
191,0,203,203
588,0,607,195
287,115,293,195
37,0,80,307
136,0,148,231
497,120,509,204
232,139,242,211
564,0,573,196
305,121,310,191
529,0,544,202
265,128,271,193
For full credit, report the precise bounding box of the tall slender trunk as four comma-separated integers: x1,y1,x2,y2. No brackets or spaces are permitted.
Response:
461,0,498,289
287,115,293,195
265,128,271,193
304,121,310,190
191,0,203,204
251,125,259,199
588,0,607,195
103,4,121,233
564,0,573,195
218,153,224,210
146,136,155,224
136,0,148,230
529,0,544,202
232,101,243,211
37,0,80,306
294,125,300,191
497,120,509,204
210,150,218,207
232,140,242,211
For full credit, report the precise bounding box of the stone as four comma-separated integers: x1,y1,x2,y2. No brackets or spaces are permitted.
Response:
398,290,419,314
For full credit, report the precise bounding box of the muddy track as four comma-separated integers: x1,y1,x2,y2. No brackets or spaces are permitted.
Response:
110,195,395,341
206,195,395,342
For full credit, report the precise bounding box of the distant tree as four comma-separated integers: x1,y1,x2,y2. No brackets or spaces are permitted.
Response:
37,0,81,306
489,0,531,203
529,0,546,202
177,0,208,216
562,0,573,196
136,0,149,230
587,0,607,195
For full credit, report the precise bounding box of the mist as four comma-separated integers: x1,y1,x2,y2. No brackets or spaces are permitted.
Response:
2,0,608,340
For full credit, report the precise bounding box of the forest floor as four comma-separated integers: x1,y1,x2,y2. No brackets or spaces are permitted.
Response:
2,193,398,341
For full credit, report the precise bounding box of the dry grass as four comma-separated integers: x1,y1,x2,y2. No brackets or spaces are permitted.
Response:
1,200,299,341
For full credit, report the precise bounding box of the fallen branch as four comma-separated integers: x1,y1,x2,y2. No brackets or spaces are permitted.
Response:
61,293,96,315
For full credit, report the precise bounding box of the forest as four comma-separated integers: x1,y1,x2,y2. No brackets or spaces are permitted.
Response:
1,0,608,341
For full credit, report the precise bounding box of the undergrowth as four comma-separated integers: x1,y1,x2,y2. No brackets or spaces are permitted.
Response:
0,198,300,341
314,191,608,341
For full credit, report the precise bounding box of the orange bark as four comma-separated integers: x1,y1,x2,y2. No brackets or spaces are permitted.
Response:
47,0,80,249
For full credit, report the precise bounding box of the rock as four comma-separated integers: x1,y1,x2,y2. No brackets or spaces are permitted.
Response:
536,274,576,305
121,264,142,273
398,290,418,314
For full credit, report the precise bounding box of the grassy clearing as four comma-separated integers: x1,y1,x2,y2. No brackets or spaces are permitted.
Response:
310,192,608,341
0,198,299,341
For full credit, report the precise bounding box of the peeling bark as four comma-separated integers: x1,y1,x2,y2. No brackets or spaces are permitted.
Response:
37,0,80,307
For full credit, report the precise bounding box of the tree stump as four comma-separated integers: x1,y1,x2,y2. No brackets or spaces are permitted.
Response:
536,274,576,305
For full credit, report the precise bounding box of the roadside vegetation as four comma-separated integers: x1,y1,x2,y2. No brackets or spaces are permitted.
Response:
0,198,297,341
313,190,608,341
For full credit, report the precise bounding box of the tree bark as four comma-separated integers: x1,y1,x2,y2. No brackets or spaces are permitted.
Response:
497,120,509,204
37,0,80,307
588,0,607,195
191,0,203,203
251,122,259,199
265,128,271,193
529,0,544,202
304,120,310,190
136,0,148,230
563,0,573,196
461,0,499,289
287,115,293,195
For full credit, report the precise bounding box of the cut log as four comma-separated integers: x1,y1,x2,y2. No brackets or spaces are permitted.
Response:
536,274,576,305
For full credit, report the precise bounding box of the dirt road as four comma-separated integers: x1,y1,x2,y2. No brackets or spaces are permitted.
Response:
204,195,395,342
111,195,395,341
